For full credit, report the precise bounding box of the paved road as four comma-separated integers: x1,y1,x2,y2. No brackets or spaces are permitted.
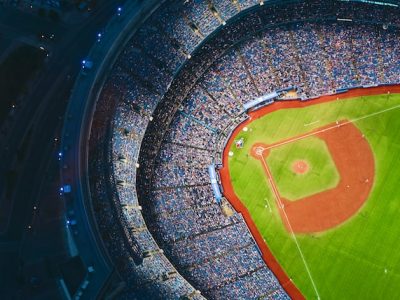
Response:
0,0,117,238
0,2,121,298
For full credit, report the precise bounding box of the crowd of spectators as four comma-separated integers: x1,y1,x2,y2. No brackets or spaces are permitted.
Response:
86,0,400,299
198,22,400,102
88,81,203,298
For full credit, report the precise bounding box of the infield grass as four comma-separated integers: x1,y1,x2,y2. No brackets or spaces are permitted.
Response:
266,136,340,200
228,94,400,299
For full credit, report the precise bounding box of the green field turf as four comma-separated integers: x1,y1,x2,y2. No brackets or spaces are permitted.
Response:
228,94,400,299
266,136,340,200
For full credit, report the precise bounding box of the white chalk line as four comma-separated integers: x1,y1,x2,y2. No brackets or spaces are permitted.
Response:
254,101,400,299
259,156,321,299
266,102,400,151
304,120,320,126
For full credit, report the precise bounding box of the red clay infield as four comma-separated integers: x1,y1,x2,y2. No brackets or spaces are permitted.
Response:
250,120,375,233
219,85,400,299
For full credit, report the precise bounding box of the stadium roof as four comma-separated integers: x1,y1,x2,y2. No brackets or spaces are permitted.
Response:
343,0,399,6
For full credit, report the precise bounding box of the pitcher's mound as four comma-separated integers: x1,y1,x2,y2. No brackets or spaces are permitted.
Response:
292,160,309,175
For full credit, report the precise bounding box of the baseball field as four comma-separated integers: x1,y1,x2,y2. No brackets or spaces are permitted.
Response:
221,88,400,299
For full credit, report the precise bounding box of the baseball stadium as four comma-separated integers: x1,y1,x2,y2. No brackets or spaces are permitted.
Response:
56,0,400,299
221,87,400,299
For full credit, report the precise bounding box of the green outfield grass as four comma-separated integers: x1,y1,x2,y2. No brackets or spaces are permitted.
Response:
266,136,340,200
228,94,400,299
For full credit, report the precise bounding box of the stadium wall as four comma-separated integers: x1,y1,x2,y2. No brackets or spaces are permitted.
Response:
59,1,168,298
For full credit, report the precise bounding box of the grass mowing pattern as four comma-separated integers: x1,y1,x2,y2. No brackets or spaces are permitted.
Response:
266,137,340,201
228,94,400,299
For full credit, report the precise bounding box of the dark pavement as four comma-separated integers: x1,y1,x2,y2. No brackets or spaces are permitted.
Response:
0,2,122,298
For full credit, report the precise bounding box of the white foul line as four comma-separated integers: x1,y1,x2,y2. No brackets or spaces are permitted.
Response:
266,102,400,151
259,156,321,300
254,101,400,299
